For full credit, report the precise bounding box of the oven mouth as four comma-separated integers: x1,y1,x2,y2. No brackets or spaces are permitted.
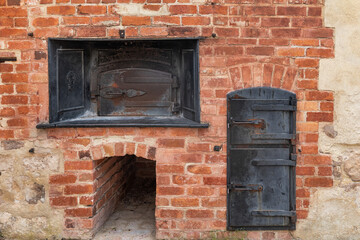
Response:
37,38,208,129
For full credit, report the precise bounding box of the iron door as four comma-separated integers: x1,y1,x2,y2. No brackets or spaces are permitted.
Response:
227,87,296,230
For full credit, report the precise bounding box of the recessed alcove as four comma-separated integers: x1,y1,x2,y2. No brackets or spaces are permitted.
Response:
92,155,156,239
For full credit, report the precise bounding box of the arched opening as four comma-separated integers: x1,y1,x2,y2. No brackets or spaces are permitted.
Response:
92,154,156,239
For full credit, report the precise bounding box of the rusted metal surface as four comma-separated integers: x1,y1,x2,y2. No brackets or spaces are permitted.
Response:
227,87,297,230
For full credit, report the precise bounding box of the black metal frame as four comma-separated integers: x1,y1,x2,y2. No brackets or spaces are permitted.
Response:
226,87,296,231
37,38,208,129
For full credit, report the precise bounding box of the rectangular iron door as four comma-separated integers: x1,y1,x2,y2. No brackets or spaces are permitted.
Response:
227,87,296,230
97,68,176,116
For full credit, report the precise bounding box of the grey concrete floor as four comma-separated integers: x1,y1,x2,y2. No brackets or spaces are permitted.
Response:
93,179,156,240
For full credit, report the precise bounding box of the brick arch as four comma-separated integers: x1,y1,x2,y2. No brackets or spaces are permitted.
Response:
228,62,298,91
50,141,157,238
89,141,157,161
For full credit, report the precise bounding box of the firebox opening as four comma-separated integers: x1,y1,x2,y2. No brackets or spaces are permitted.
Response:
93,155,156,239
37,38,209,129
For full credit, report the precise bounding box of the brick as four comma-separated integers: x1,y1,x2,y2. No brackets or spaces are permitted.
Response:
187,165,211,174
261,17,290,27
303,155,332,165
0,108,15,117
296,166,315,176
64,161,93,171
153,16,180,25
7,41,35,50
171,198,199,207
242,28,268,38
295,58,319,68
0,130,14,139
122,16,150,26
302,28,333,38
2,73,28,83
65,207,93,217
50,196,77,206
307,112,333,122
187,143,211,152
301,145,318,154
244,6,275,16
271,28,301,38
0,7,27,17
79,196,94,205
246,47,274,56
199,5,227,15
64,138,91,147
78,219,93,229
158,187,184,195
292,39,319,46
157,165,184,174
203,177,226,185
308,7,321,16
214,27,239,37
182,16,210,26
0,85,13,94
305,91,333,101
297,210,308,219
321,39,334,48
304,177,333,187
139,27,168,36
186,209,213,218
63,16,90,25
92,16,119,25
64,184,94,195
169,27,199,36
201,198,226,207
296,188,310,198
188,187,214,196
297,122,318,132
304,69,319,79
77,128,106,136
47,6,76,15
7,0,20,5
33,17,59,27
0,18,13,27
277,48,305,57
320,102,333,111
7,118,27,127
34,27,59,38
292,18,322,27
277,7,306,16
169,5,197,15
297,80,317,89
1,95,28,104
158,209,183,218
157,139,185,148
173,175,201,185
318,166,332,176
50,174,77,184
15,18,27,27
0,28,27,38
304,133,318,143
78,5,106,15
307,48,334,58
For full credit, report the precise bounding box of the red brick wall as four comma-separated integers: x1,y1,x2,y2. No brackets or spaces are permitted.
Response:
0,0,334,238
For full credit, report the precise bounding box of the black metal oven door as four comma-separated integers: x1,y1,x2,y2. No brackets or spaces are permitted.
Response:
97,68,178,116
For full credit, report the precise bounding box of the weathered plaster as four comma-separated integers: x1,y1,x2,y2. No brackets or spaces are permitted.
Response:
295,0,360,239
0,140,63,239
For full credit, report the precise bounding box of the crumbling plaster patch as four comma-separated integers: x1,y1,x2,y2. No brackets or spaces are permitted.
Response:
294,0,360,238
